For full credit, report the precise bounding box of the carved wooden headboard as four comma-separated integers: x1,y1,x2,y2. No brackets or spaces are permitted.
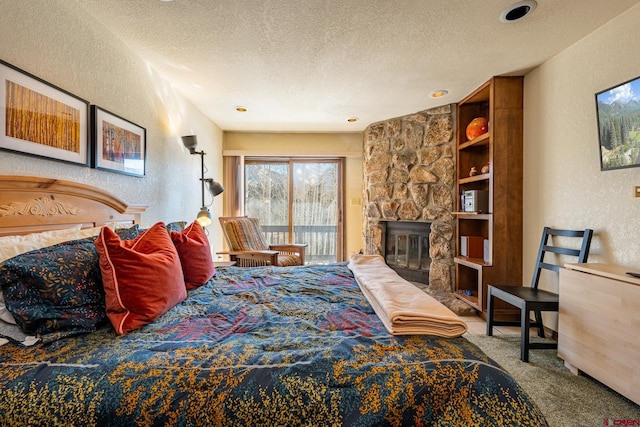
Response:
0,175,147,237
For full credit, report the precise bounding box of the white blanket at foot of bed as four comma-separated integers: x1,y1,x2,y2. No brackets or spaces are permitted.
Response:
348,254,467,338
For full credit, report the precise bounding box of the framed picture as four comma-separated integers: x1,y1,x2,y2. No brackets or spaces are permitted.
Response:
91,106,146,177
0,59,89,166
595,75,640,171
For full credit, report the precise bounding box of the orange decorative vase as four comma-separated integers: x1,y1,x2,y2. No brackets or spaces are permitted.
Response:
465,117,488,141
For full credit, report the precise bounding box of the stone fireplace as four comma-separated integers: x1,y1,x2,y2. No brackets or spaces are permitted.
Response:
363,104,471,314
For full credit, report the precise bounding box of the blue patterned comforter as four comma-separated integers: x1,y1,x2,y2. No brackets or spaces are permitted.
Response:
0,263,547,426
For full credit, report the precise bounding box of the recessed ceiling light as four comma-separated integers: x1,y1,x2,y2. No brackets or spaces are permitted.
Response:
430,90,449,98
235,106,247,112
500,0,537,23
347,117,359,123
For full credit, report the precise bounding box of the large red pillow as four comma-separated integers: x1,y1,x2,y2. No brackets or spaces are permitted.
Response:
170,221,215,289
95,222,187,334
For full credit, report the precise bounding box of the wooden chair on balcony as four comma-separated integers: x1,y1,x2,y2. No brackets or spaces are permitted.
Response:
218,216,307,267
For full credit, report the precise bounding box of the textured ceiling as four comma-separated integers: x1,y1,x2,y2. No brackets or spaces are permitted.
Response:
76,0,640,132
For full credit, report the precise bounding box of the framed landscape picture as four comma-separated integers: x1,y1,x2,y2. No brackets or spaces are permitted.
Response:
595,75,640,171
0,59,89,166
91,106,146,177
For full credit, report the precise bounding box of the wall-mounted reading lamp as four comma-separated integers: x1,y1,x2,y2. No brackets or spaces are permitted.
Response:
181,135,224,227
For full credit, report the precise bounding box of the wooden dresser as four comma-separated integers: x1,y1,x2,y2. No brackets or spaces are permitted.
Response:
558,263,640,405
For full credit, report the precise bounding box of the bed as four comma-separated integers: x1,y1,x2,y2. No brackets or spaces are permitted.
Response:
0,175,548,426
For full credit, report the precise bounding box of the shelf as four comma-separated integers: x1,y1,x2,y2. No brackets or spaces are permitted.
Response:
454,76,523,315
452,212,491,220
459,173,489,184
459,79,491,104
459,132,490,149
455,255,490,268
454,290,481,310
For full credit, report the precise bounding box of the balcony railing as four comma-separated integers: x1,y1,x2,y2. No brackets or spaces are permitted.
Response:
261,225,337,264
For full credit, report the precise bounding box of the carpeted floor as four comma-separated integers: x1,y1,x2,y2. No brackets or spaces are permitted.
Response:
465,334,640,427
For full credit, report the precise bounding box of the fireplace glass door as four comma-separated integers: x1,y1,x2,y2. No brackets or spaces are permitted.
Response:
384,221,431,283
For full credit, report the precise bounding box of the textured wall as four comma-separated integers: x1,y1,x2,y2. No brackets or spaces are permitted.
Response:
362,105,456,293
524,4,640,328
0,0,225,251
524,4,640,271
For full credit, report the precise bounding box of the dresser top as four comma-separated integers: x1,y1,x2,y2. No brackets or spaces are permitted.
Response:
565,263,640,286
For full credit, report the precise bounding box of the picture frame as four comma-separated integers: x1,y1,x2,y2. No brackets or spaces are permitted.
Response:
91,105,146,177
595,75,640,171
0,59,89,166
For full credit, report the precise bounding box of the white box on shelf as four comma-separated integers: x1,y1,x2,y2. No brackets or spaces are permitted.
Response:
460,236,484,258
484,239,490,263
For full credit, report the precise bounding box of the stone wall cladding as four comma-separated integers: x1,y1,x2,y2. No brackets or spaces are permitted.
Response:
363,104,456,293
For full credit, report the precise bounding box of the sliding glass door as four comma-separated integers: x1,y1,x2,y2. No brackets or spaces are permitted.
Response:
245,158,343,263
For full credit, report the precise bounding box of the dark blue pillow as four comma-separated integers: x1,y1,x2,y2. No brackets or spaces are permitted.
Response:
114,224,141,241
165,221,187,233
0,226,140,343
0,237,105,342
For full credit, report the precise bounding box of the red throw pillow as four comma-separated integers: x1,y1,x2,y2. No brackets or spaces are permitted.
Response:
171,221,215,289
95,222,187,334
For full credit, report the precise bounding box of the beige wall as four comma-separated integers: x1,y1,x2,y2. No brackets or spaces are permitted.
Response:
0,0,225,252
223,132,364,259
524,4,640,327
